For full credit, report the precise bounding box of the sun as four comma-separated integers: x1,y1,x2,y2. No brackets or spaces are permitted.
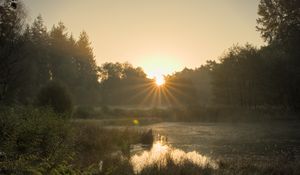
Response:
155,75,165,86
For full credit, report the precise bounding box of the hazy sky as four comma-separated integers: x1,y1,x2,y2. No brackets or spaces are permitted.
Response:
25,0,264,77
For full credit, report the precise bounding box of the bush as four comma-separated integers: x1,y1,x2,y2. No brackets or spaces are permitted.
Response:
37,81,73,114
0,107,75,174
72,121,143,168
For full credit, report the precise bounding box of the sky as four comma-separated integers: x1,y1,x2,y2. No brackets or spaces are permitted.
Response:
24,0,264,77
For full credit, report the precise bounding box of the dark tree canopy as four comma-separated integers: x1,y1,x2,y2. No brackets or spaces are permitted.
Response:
0,0,300,113
37,81,73,114
0,0,26,103
0,5,100,105
257,0,300,44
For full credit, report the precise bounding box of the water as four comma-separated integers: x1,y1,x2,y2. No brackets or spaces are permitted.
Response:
108,121,300,173
140,122,300,161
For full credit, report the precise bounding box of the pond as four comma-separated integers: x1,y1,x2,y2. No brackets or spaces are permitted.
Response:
139,121,300,161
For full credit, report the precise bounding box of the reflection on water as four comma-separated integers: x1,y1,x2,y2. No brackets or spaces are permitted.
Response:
142,122,300,161
130,140,218,173
109,121,300,172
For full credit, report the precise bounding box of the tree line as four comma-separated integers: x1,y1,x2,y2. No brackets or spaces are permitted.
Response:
1,0,99,105
0,0,299,112
209,0,300,110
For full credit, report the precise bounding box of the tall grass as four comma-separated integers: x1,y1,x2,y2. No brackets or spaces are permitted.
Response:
72,121,147,168
1,106,299,174
0,106,75,174
137,158,300,175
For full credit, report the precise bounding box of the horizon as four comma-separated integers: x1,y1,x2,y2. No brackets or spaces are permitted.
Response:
1,0,300,174
25,0,264,77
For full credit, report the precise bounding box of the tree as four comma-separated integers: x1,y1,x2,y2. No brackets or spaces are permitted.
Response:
169,66,213,106
73,31,100,104
48,22,71,82
257,0,300,44
76,31,98,83
37,81,73,114
211,44,263,107
16,15,51,104
0,0,26,103
164,74,198,107
98,62,149,105
0,3,101,106
257,0,300,110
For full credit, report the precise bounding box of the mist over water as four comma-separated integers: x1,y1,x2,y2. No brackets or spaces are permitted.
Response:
129,121,300,173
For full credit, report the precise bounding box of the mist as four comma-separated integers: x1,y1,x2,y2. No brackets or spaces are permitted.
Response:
1,0,300,174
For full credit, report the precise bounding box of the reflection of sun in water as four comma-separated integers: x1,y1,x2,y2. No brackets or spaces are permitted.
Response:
131,141,218,173
155,75,165,86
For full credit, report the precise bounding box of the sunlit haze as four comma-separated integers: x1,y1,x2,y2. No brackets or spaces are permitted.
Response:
1,0,300,173
155,75,165,86
25,0,264,77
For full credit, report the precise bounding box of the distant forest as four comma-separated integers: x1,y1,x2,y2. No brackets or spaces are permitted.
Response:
1,0,299,111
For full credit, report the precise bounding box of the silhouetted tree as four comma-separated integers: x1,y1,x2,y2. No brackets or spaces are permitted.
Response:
98,62,149,105
165,74,198,107
257,0,300,44
72,31,100,104
257,0,300,110
170,66,213,106
16,15,51,104
211,44,264,107
0,0,26,103
37,81,73,114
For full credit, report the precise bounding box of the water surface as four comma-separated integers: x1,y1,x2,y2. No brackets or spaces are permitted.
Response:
141,122,300,161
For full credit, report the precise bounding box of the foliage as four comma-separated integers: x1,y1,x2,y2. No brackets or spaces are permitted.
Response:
0,107,75,174
37,81,73,114
1,0,300,174
1,0,300,111
0,7,100,105
0,106,156,174
169,66,213,106
0,0,26,103
98,62,150,105
211,44,263,107
71,120,153,173
164,74,199,107
257,0,300,44
138,157,300,175
255,0,300,111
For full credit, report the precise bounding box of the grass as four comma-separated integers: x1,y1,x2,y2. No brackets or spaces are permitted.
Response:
0,106,75,174
1,106,299,174
72,120,153,168
138,159,214,175
132,156,300,175
0,106,154,174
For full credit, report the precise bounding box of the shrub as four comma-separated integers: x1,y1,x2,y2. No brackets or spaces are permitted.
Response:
0,107,75,174
72,121,143,168
37,81,73,114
